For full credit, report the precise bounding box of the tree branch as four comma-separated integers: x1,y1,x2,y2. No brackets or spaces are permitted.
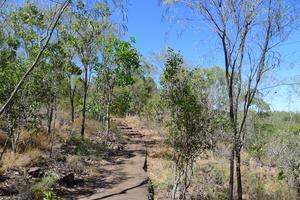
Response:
0,0,71,116
0,0,7,10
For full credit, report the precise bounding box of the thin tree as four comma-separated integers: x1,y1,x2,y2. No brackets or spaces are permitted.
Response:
64,63,81,123
64,0,112,139
163,0,298,199
98,37,140,138
161,48,213,200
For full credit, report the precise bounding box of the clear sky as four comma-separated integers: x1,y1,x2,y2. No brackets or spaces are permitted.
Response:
125,0,300,112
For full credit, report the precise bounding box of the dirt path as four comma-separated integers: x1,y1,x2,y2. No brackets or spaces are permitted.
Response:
78,119,148,200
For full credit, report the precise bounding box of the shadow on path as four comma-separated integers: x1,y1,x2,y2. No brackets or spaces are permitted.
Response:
91,179,148,200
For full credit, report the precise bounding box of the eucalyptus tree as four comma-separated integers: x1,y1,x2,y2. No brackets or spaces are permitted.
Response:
0,26,25,155
112,62,157,117
58,16,82,123
0,1,65,154
0,0,70,116
40,42,66,135
63,0,112,139
97,37,140,137
161,48,213,200
63,62,82,123
128,77,157,117
163,1,299,198
6,2,68,135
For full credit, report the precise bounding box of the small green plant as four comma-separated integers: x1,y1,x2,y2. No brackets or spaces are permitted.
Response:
32,172,59,199
148,178,155,200
43,191,55,200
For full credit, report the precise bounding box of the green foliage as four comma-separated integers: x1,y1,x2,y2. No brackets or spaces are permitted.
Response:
111,87,131,116
161,48,215,199
291,124,300,136
32,172,59,200
42,191,56,200
99,37,141,87
161,48,212,159
87,95,105,120
148,178,155,200
277,170,286,181
128,77,157,115
144,92,164,121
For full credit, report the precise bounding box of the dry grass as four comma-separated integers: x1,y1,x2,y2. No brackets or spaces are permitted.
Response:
0,132,8,146
66,155,85,174
148,158,173,197
18,130,50,152
86,165,104,177
65,117,103,137
150,143,173,159
148,151,297,200
123,116,298,200
0,148,42,172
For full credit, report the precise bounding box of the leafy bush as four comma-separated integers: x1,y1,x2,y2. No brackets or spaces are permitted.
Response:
31,172,59,200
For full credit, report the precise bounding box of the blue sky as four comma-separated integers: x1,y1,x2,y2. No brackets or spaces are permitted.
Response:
125,0,300,112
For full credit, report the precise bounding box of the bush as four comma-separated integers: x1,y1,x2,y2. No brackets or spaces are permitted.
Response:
63,135,109,157
31,172,59,200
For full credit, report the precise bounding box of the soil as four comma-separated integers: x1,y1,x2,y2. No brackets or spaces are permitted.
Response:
77,119,149,200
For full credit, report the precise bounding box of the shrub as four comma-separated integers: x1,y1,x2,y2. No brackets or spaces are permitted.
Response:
31,172,59,200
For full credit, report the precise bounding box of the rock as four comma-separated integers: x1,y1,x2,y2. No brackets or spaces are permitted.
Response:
59,173,75,186
28,167,41,177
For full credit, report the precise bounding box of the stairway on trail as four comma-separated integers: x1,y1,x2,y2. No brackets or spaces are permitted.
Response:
79,119,148,200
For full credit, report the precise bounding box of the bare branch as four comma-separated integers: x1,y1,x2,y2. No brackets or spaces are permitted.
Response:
0,0,7,10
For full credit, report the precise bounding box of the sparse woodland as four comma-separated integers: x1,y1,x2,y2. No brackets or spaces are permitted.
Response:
0,0,300,200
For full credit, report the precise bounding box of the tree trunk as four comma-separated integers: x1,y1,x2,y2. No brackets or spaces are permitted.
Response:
47,103,54,135
10,126,16,154
106,90,111,138
181,163,189,200
228,147,235,200
0,135,10,160
1,113,14,160
296,181,300,200
53,100,57,129
171,156,182,200
68,75,75,123
171,173,180,200
236,147,243,200
81,65,88,140
70,94,75,123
